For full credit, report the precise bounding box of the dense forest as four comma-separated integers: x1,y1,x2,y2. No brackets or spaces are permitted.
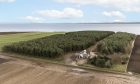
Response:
3,31,114,58
97,32,136,54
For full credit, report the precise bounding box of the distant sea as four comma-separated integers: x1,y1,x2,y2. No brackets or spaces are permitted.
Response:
0,23,140,34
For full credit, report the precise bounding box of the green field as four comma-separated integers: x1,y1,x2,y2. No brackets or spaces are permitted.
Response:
0,32,64,51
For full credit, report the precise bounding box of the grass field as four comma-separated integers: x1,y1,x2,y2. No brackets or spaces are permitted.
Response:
0,32,64,51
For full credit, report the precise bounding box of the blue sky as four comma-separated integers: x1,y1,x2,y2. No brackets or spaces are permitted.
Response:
1,0,140,23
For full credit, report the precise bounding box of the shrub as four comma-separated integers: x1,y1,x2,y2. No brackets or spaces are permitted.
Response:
89,55,112,68
121,56,129,64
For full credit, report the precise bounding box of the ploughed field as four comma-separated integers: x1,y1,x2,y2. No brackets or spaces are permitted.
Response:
0,32,28,35
128,35,140,73
0,54,139,84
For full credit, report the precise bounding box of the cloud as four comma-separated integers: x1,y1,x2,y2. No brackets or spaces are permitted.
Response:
38,8,83,18
103,11,125,18
0,0,15,3
114,19,123,22
56,0,140,12
56,0,135,5
22,16,45,23
21,8,83,23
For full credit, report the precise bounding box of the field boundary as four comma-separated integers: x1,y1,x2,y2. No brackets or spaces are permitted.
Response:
1,52,140,77
127,35,140,74
126,37,136,72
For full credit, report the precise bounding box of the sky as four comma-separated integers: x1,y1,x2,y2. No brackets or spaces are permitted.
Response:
1,0,140,23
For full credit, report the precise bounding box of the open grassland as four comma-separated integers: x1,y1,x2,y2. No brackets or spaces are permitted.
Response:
0,54,139,84
0,32,64,51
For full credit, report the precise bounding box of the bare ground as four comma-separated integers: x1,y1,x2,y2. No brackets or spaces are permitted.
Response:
128,35,140,73
0,32,29,35
0,55,139,84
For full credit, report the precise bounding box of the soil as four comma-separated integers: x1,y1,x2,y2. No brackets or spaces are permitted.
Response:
0,54,139,84
0,58,9,64
0,32,29,35
127,35,140,73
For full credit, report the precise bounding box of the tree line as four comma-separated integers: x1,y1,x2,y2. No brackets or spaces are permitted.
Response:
97,32,136,54
3,31,114,58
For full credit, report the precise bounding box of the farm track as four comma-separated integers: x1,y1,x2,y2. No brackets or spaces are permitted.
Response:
0,55,139,84
128,35,140,73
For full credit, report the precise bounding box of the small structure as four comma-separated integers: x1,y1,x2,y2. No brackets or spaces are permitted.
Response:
75,50,90,59
72,50,98,64
71,50,98,65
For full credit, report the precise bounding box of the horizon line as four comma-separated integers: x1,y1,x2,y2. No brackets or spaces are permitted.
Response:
1,22,140,24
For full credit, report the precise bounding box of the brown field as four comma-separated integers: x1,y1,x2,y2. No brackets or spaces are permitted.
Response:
128,35,140,73
0,55,139,84
0,32,28,35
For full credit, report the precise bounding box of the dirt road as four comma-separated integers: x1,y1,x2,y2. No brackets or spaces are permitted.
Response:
128,35,140,73
0,55,139,84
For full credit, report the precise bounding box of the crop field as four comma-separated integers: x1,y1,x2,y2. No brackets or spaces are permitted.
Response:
0,32,64,51
0,55,139,84
128,35,140,73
